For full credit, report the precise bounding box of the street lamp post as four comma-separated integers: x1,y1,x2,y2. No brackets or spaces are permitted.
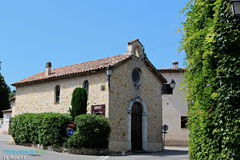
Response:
231,0,240,16
107,66,112,89
162,125,168,151
170,79,176,89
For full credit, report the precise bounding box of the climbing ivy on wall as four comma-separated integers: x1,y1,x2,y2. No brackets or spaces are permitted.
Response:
180,0,240,159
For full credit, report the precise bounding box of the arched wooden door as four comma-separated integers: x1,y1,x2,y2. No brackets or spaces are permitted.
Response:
131,102,142,150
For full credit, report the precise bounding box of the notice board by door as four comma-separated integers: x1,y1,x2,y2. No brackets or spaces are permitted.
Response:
91,104,105,116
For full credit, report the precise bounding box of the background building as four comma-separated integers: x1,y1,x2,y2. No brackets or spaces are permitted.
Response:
158,62,189,146
0,96,14,135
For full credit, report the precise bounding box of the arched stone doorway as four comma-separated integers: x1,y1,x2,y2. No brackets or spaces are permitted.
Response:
131,102,142,150
128,97,147,151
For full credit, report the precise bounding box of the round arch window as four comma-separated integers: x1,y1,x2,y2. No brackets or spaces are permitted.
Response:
132,68,141,85
83,80,89,98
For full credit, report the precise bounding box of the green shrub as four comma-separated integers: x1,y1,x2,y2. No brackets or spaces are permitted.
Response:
69,88,87,119
10,113,110,149
10,113,38,144
37,113,71,147
67,114,111,148
10,113,71,147
181,0,240,159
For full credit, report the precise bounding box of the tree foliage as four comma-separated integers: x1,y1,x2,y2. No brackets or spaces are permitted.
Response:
10,113,110,149
181,0,240,159
69,88,87,119
10,113,71,147
9,90,16,98
0,73,10,118
66,114,111,149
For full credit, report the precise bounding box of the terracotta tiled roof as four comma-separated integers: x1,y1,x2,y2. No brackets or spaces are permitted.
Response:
12,54,131,87
9,96,15,102
158,68,186,73
144,59,167,83
1,109,12,113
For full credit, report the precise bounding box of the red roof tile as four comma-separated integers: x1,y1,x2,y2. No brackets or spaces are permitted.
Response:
12,53,167,87
12,54,131,87
144,59,167,83
158,68,186,73
9,96,16,102
2,109,12,113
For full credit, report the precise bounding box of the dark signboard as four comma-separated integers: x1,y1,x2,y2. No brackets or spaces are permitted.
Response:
91,104,105,116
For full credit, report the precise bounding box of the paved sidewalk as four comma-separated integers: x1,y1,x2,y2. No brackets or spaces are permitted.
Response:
165,146,189,151
0,135,189,160
0,134,10,142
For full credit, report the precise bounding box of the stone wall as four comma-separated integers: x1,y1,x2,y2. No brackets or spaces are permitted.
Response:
13,50,164,152
108,56,163,152
13,72,109,117
161,72,189,146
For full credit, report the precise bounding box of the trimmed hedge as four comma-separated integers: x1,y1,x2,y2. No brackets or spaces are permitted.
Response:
10,113,38,144
10,113,111,149
10,113,71,147
37,113,72,147
67,114,111,149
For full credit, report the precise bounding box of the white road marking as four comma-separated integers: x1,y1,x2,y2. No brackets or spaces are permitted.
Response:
96,156,104,160
96,156,109,160
102,156,109,160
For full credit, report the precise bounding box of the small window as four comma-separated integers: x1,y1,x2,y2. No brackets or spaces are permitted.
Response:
181,116,188,128
55,85,60,104
132,68,141,85
83,80,89,98
162,84,173,94
101,85,105,91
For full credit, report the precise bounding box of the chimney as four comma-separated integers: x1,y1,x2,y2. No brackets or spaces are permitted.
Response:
46,62,52,76
172,61,179,69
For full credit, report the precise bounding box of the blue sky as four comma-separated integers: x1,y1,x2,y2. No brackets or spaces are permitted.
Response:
0,0,190,90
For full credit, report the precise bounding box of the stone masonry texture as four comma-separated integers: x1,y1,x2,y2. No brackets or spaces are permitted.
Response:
13,40,164,152
109,56,163,152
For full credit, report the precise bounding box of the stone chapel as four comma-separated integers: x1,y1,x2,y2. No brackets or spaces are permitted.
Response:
12,39,167,152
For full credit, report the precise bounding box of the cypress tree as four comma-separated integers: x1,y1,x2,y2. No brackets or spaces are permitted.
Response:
69,88,87,119
0,73,10,118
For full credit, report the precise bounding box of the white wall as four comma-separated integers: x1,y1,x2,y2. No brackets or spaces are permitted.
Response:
161,72,189,146
0,112,11,135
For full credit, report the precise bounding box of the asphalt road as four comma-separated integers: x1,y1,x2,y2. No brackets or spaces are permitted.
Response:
0,135,189,160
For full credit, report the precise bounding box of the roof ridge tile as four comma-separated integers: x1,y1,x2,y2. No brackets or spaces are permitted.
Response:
12,54,131,87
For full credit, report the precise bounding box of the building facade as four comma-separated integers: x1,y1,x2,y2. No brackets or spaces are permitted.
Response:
12,39,166,152
158,62,189,146
0,97,14,135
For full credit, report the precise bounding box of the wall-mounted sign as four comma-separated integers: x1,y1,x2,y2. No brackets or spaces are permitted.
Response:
67,129,74,136
91,104,105,116
162,125,168,133
67,121,75,129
